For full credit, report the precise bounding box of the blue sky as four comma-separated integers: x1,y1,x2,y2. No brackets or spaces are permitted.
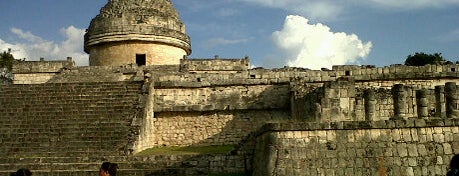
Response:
1,0,458,69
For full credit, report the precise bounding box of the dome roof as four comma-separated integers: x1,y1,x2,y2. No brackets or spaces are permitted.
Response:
84,0,191,54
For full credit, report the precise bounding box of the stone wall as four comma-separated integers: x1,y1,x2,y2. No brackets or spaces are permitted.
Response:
147,80,291,148
47,65,143,83
13,58,74,84
13,59,459,90
13,73,60,84
333,64,459,83
293,81,457,123
141,153,246,175
13,58,75,73
180,57,250,73
88,41,187,66
151,110,289,147
154,84,290,112
253,119,459,176
46,65,181,84
152,64,459,89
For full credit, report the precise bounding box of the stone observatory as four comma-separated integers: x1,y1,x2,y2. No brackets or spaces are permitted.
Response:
84,0,191,66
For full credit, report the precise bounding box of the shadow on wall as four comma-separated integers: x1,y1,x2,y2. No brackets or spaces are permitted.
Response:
142,85,292,175
143,83,457,175
143,111,290,175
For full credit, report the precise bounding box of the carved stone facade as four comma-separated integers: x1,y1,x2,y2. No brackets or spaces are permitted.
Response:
84,0,191,66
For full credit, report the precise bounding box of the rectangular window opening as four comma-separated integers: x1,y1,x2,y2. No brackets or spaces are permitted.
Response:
136,54,146,66
345,70,351,76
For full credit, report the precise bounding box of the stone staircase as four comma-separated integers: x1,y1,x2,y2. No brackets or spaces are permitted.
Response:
0,82,247,175
0,156,178,175
0,82,145,175
0,154,246,175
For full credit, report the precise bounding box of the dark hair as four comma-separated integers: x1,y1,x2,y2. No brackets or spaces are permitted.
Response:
101,162,118,176
451,154,459,169
11,169,32,176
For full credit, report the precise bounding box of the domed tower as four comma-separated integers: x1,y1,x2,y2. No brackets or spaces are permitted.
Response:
84,0,191,66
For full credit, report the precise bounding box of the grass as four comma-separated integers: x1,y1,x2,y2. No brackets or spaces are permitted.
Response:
135,145,235,156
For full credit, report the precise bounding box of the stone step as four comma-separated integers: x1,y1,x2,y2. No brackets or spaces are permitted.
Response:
0,162,243,176
0,156,127,163
0,162,172,170
0,103,137,107
0,82,146,174
0,151,123,158
0,169,152,176
0,156,197,171
0,92,139,96
0,154,207,166
0,153,247,175
0,144,127,152
3,169,178,176
0,132,131,139
0,117,136,122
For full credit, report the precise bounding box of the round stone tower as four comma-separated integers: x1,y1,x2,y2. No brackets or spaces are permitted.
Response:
84,0,191,66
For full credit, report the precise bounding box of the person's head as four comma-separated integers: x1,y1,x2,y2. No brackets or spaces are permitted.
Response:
12,169,32,176
99,162,117,176
451,154,459,170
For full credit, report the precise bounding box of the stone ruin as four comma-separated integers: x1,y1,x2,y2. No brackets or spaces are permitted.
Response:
1,0,459,175
2,58,459,175
84,0,191,66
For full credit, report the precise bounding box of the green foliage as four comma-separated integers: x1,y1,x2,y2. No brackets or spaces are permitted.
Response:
0,49,15,84
0,49,15,69
404,52,446,66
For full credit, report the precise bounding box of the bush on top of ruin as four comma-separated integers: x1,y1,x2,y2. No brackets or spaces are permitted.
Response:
0,48,15,84
404,52,452,66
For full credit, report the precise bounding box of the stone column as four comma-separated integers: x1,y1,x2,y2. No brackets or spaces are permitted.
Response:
445,82,459,118
364,89,376,121
392,84,406,119
416,89,428,118
135,75,156,153
355,97,365,121
435,86,446,118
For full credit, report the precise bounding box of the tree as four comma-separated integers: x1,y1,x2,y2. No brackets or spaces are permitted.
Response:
404,52,446,66
0,48,15,84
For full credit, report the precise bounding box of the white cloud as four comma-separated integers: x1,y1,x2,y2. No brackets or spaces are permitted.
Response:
202,37,251,48
272,15,372,70
58,26,88,65
11,28,45,43
0,39,28,60
0,26,88,66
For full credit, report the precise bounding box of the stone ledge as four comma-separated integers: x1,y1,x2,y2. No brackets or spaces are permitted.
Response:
258,118,459,134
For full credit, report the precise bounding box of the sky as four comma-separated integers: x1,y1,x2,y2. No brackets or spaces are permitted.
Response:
0,0,459,69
